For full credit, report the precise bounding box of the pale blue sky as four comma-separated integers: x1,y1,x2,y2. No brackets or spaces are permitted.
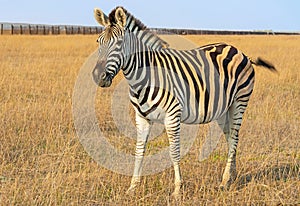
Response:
1,0,299,31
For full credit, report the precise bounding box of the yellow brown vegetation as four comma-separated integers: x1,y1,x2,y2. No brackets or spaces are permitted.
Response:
0,35,299,205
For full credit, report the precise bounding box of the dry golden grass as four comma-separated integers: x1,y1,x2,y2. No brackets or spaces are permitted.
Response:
0,35,299,205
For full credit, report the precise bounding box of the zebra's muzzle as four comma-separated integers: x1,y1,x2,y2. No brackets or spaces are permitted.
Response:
92,61,112,87
98,72,112,87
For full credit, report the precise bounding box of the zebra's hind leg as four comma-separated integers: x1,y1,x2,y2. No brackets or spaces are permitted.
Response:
126,114,151,194
219,101,245,190
165,113,182,199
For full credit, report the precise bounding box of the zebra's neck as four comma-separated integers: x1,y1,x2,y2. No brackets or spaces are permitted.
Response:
122,32,153,91
121,30,173,89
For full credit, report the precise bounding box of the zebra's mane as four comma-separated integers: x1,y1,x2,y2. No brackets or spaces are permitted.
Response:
109,7,147,30
109,6,169,49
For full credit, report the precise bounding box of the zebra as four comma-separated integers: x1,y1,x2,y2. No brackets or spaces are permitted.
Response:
92,6,276,197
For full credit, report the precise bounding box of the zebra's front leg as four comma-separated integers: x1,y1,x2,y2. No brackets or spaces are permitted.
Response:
126,114,151,194
165,114,182,198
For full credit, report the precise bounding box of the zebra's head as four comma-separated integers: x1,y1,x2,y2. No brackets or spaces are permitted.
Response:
92,7,128,87
92,6,169,87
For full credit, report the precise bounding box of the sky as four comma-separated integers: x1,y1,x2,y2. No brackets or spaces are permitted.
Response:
0,0,299,32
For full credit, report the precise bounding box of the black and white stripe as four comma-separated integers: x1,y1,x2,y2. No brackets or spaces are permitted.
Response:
92,6,276,196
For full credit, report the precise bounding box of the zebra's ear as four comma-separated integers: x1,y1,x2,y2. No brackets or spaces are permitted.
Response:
115,7,127,27
94,8,110,27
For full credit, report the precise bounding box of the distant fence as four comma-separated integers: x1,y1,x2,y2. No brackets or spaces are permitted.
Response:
152,28,300,35
0,23,102,35
1,23,299,35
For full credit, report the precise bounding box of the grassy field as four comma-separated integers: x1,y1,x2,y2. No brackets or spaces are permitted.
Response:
0,35,299,205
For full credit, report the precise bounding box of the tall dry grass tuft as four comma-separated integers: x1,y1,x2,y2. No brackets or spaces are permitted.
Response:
0,35,299,205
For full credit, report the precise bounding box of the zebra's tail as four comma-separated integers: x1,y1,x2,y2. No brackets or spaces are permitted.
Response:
250,57,277,72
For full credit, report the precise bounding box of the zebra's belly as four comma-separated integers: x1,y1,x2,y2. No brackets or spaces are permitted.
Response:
180,101,229,124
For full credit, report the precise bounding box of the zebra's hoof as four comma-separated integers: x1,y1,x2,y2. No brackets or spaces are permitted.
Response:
219,184,228,191
171,191,181,201
219,180,233,191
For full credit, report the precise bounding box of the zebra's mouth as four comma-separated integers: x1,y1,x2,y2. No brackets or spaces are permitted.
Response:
99,72,112,87
92,70,112,87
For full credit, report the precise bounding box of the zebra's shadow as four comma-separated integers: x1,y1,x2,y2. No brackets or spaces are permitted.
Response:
235,163,300,190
